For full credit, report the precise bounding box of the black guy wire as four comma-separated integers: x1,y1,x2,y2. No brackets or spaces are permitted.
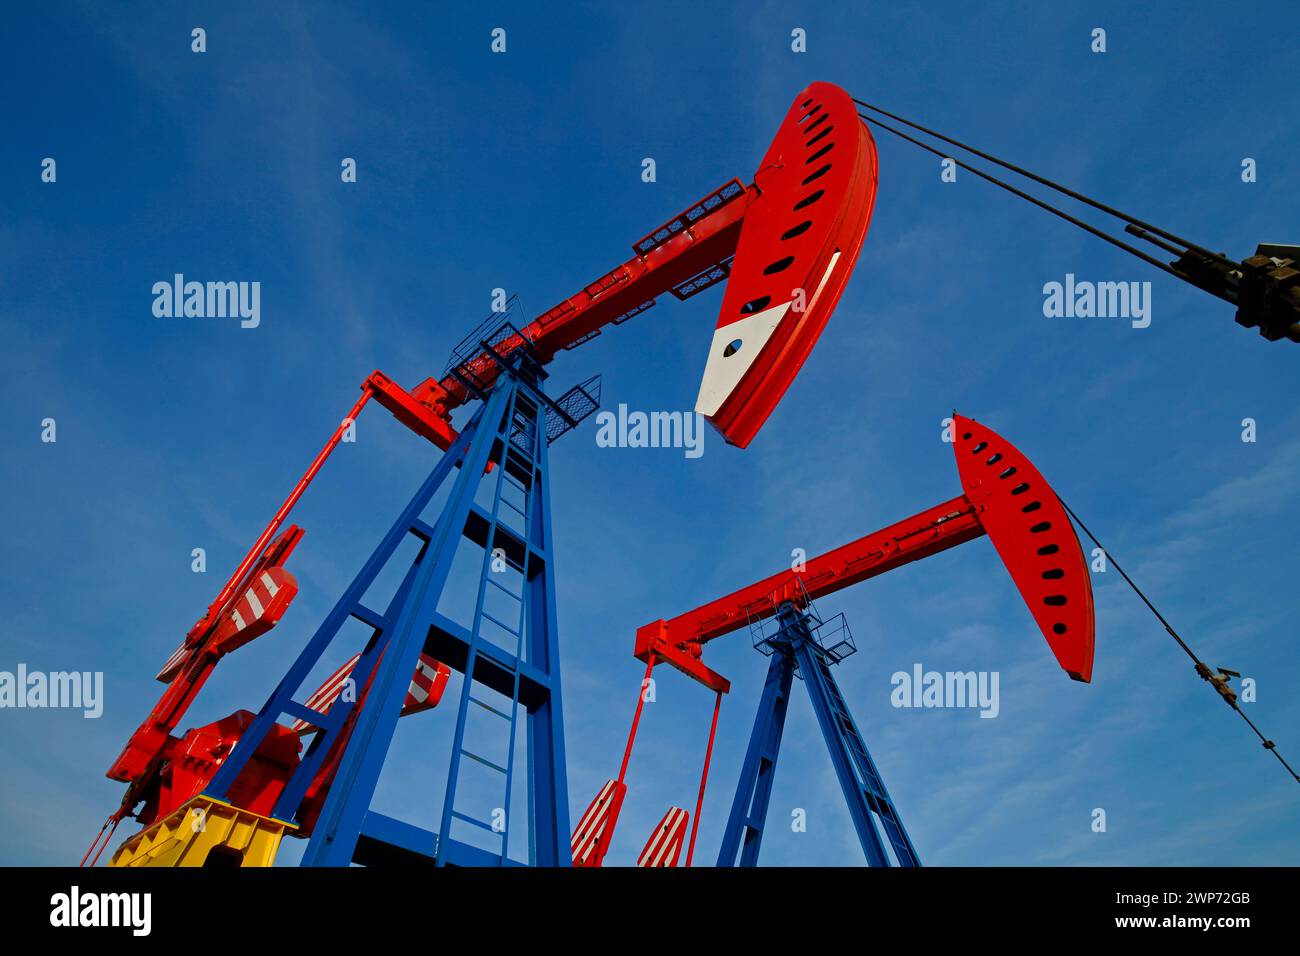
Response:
1057,494,1299,785
852,96,1239,271
855,112,1186,282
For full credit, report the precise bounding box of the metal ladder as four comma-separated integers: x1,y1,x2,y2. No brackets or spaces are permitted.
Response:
204,338,581,867
437,387,540,864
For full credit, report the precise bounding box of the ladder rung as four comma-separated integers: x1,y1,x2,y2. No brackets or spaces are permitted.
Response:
470,695,513,721
499,497,527,518
486,577,523,601
450,809,502,835
460,748,508,775
480,610,521,638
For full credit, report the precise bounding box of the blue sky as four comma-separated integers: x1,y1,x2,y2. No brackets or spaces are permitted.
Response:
1,1,1297,866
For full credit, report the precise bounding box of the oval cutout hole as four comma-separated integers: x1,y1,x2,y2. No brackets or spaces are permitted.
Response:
806,126,833,147
802,164,832,186
999,466,1018,479
1037,544,1059,556
1011,483,1030,495
1043,594,1067,606
763,256,796,276
1030,521,1051,533
793,189,825,211
740,295,772,314
972,442,988,454
986,452,1003,466
806,142,834,164
1052,623,1068,635
1021,501,1042,513
781,220,813,241
1042,568,1065,580
723,339,743,357
804,112,828,133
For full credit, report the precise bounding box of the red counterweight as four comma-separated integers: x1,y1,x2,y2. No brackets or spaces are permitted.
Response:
110,526,305,786
135,711,303,826
952,415,1095,681
698,81,879,447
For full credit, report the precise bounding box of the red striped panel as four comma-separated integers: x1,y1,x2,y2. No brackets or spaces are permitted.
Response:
636,806,688,867
290,651,450,734
154,642,189,682
403,654,450,714
571,779,627,867
154,568,299,681
290,654,362,734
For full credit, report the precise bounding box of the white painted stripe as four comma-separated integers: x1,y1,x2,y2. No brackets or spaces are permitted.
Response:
571,780,617,860
305,676,348,710
805,249,843,319
696,251,843,420
260,571,279,597
572,803,611,859
658,809,687,866
155,643,189,680
575,781,615,836
292,655,362,732
655,811,685,867
640,820,669,866
572,780,615,839
638,808,687,867
306,666,357,707
245,588,265,619
231,610,247,632
696,300,790,417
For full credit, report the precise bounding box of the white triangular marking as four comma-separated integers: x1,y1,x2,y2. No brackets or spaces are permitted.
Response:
695,300,791,417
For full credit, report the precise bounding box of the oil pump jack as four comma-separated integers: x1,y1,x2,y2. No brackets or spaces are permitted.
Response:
573,413,1096,867
90,81,884,867
90,72,1295,868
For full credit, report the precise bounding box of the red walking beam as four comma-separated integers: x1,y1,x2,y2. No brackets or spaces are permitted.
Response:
412,81,879,450
635,413,1096,689
635,495,984,690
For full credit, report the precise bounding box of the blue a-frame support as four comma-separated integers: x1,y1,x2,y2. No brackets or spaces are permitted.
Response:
717,603,921,867
205,336,584,867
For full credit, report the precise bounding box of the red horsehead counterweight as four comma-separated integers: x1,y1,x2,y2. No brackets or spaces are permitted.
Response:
698,82,879,447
